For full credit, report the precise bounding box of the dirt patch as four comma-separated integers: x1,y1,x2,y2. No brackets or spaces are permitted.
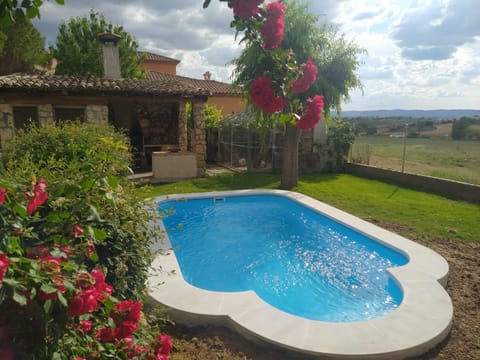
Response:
154,227,480,360
420,123,452,137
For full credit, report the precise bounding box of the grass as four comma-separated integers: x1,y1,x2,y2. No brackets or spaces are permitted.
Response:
136,172,480,244
351,137,480,184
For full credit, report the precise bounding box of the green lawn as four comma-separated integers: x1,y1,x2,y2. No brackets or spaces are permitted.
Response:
136,172,480,244
351,137,480,184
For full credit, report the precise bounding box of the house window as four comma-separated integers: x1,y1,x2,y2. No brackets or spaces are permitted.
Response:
54,107,85,122
13,106,39,129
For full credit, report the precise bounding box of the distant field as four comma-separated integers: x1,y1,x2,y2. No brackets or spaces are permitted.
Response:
350,136,480,185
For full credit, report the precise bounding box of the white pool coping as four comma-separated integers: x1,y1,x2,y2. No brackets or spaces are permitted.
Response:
148,189,452,360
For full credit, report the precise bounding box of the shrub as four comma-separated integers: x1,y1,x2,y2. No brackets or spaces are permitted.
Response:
1,122,158,300
2,121,132,179
0,177,171,359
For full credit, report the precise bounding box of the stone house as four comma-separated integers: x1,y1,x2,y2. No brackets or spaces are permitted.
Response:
0,72,210,177
0,33,219,179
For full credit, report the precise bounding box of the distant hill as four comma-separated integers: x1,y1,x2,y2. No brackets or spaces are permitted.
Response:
334,109,480,119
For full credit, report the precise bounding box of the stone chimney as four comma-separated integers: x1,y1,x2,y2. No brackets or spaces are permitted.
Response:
203,71,211,80
98,31,122,79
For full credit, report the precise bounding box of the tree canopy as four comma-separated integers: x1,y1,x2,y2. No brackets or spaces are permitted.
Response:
0,16,48,75
232,0,364,120
52,10,143,79
0,0,64,25
217,0,364,188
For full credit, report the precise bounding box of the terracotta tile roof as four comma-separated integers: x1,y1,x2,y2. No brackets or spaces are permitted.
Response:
0,73,210,97
146,70,242,96
138,51,180,64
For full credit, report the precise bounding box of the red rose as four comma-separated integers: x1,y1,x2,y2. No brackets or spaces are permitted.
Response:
0,253,11,285
27,178,48,215
73,224,84,236
260,2,286,49
231,0,264,20
0,188,6,204
250,76,286,114
97,327,118,342
67,294,85,317
92,269,113,298
26,245,50,259
79,320,93,334
67,288,100,317
114,300,142,323
156,334,172,357
291,57,318,94
296,95,324,130
55,244,73,258
115,321,138,340
87,243,96,258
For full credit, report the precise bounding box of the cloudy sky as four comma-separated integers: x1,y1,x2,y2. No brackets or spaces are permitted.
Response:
33,0,480,111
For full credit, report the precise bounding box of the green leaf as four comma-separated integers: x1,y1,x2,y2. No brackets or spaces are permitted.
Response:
203,0,211,8
279,113,293,124
87,205,101,222
26,5,40,19
107,176,120,189
57,291,68,307
88,226,107,241
55,0,65,4
40,283,57,294
63,279,75,292
2,278,19,287
13,204,27,217
13,290,27,306
7,236,23,255
81,178,96,191
89,252,99,262
43,299,52,313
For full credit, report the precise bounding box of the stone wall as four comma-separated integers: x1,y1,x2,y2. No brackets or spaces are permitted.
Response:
192,102,206,177
346,163,480,204
38,104,54,126
178,101,188,152
0,104,13,149
85,105,108,124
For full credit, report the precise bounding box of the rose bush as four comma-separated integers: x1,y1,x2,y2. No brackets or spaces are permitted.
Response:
1,122,159,300
0,177,171,359
211,0,324,130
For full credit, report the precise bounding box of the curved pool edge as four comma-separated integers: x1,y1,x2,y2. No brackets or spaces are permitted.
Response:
148,189,453,359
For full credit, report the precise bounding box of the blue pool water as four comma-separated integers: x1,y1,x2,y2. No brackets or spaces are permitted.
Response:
159,194,408,322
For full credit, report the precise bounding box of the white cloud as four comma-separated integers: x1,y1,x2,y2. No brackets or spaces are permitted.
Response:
31,0,480,110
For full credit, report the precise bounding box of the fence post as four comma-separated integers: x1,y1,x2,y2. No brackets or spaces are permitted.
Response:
401,123,408,172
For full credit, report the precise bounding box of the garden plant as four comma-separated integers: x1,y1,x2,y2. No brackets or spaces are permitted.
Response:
0,122,171,359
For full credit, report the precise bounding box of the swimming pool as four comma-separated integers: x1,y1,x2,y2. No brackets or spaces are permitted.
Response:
160,194,408,322
149,189,452,359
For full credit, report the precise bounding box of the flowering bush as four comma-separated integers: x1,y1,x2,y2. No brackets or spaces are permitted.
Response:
0,177,171,359
2,122,156,300
214,0,324,130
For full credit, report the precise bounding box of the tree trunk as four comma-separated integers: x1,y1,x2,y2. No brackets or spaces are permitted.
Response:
280,122,300,189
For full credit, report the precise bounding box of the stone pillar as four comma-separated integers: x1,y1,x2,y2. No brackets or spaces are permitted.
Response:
38,104,54,126
192,101,206,177
178,101,188,152
0,104,14,149
85,105,109,124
